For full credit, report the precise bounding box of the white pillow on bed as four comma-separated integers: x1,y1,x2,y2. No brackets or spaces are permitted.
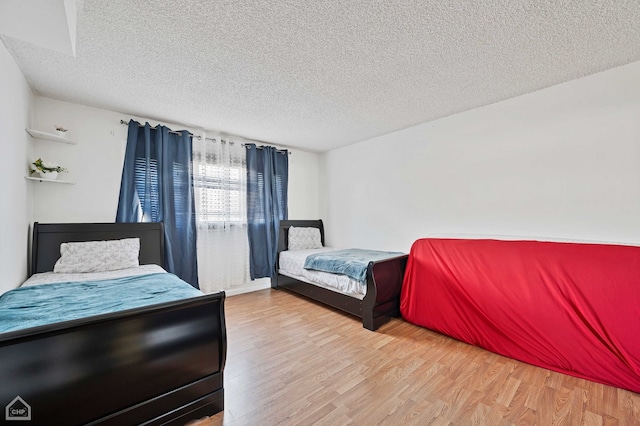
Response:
53,238,140,273
288,227,322,250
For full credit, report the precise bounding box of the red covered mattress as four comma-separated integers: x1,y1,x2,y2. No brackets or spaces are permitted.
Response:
400,238,640,392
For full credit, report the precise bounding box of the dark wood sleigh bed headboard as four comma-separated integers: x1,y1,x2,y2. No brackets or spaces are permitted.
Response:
31,222,165,275
277,219,325,253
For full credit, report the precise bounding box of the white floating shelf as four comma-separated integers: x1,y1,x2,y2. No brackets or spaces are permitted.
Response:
25,176,75,185
26,129,76,145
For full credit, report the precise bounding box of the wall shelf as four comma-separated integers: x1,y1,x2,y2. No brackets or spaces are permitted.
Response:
26,129,76,145
25,176,75,185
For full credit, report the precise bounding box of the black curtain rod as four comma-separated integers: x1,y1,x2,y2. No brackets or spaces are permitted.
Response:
120,119,205,140
119,119,290,154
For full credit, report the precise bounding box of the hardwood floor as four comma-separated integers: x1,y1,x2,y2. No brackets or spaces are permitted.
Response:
192,289,639,425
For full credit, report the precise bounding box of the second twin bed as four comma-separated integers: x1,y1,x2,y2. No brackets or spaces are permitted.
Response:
272,219,408,331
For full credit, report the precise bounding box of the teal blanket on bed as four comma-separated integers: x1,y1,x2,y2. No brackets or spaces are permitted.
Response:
0,273,203,333
303,249,404,282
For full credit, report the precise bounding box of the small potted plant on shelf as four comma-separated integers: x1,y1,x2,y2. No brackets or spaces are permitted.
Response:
29,158,67,180
55,125,68,137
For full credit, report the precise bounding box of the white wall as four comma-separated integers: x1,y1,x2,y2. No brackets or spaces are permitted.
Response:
320,60,640,252
31,99,127,223
288,149,319,220
0,42,34,292
32,97,320,223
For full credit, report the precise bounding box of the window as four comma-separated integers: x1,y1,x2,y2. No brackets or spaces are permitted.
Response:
134,158,189,228
192,149,246,228
134,157,159,222
191,139,250,291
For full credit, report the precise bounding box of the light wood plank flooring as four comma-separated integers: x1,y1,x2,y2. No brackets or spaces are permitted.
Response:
193,289,639,425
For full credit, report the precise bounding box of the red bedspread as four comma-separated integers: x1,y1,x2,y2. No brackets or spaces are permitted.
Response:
400,238,640,392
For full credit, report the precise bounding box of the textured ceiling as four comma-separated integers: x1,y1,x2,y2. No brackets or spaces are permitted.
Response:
3,0,640,152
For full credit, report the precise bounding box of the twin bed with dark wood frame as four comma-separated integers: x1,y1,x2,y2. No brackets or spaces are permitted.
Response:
271,220,408,331
0,222,226,425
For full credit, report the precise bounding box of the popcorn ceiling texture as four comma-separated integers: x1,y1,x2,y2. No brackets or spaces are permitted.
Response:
3,0,640,152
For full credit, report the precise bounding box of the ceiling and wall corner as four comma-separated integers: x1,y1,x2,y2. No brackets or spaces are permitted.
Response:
0,0,77,57
1,1,640,152
318,59,640,251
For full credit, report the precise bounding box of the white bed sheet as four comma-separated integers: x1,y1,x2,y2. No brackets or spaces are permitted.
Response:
21,264,167,287
278,248,366,299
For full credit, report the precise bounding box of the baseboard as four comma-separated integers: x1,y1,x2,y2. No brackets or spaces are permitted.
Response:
225,279,270,297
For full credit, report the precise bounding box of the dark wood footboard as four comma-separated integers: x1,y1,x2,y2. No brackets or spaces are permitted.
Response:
272,219,407,331
0,292,226,425
362,254,408,330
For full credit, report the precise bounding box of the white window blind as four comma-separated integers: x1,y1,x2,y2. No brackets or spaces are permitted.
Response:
134,158,189,228
193,158,244,227
134,157,159,222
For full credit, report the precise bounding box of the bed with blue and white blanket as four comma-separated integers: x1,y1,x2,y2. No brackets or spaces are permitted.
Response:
273,220,408,331
279,248,404,299
0,222,226,425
